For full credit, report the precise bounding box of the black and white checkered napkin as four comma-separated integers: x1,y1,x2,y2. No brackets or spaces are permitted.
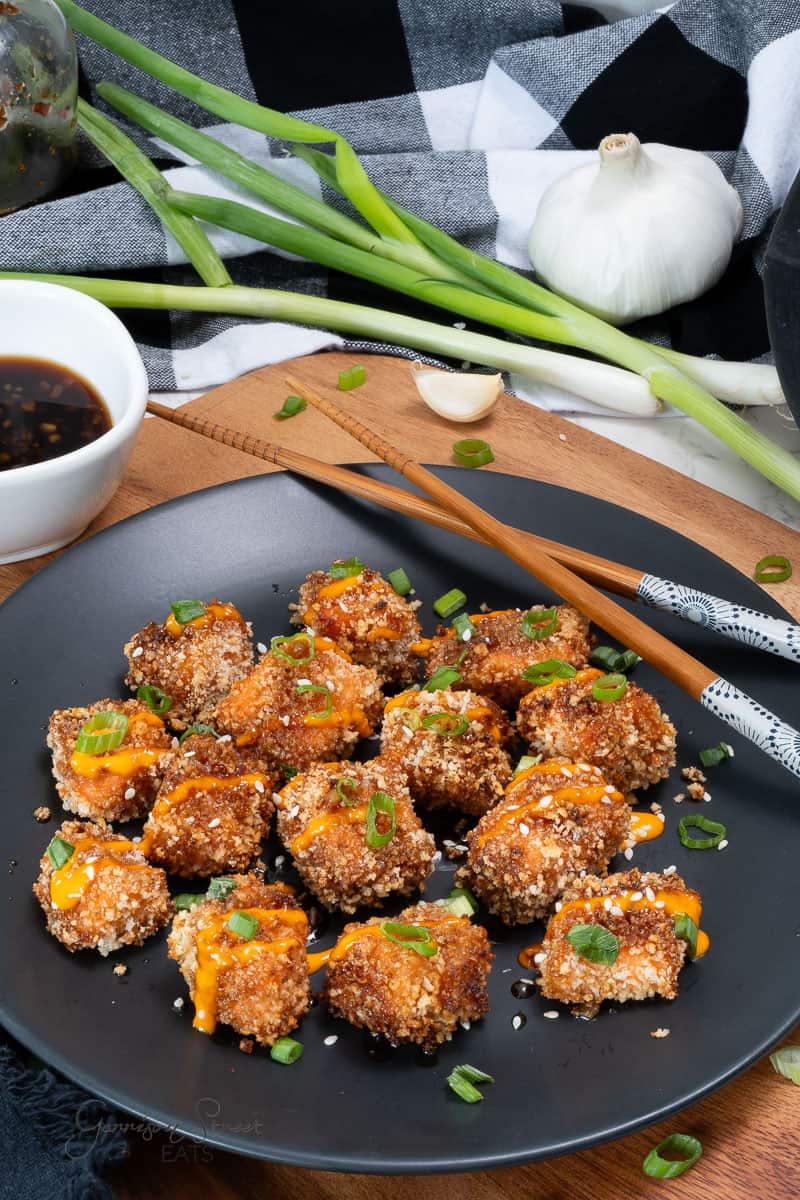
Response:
4,0,800,411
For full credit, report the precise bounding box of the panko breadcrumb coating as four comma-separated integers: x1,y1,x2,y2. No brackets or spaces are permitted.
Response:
459,759,631,924
414,606,594,708
47,699,173,822
380,688,513,817
168,874,310,1046
537,868,701,1016
139,734,276,878
291,564,422,686
209,634,383,772
276,757,435,912
124,599,254,723
322,900,493,1049
33,819,171,956
517,668,676,792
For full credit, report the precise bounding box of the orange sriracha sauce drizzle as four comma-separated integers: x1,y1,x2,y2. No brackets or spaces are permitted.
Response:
164,601,243,638
384,692,503,743
305,912,459,975
138,772,269,855
49,836,145,910
69,710,165,780
477,760,624,848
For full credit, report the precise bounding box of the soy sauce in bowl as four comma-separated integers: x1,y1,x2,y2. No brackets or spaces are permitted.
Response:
0,357,112,471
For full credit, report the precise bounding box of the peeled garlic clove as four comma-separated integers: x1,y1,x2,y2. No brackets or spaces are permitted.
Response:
411,366,502,422
528,132,743,325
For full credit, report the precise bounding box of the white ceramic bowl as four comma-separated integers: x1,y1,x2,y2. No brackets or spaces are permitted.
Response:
0,280,148,564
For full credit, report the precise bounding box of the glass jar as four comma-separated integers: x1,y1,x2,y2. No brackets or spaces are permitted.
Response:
0,0,77,214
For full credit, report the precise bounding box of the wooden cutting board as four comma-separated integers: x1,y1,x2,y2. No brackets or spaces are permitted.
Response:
2,351,799,1199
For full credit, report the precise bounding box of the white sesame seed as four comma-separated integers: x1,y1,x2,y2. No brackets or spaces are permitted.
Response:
636,828,649,840
254,780,265,794
654,900,665,909
560,767,572,778
124,786,136,800
171,737,180,749
650,1027,670,1039
601,796,611,805
257,642,267,654
280,715,290,726
518,822,530,836
132,646,144,658
624,848,634,860
543,1010,559,1020
603,898,612,911
512,1015,524,1030
460,1020,471,1030
173,997,184,1010
558,433,567,442
555,901,562,912
274,855,285,868
208,818,221,828
656,812,665,823
533,952,545,964
289,804,300,818
432,850,442,863
324,1035,338,1046
717,839,729,850
502,968,511,974
630,891,643,901
645,887,655,901
539,796,553,809
216,734,232,743
663,865,677,876
610,905,624,917
272,792,282,804
703,791,712,802
183,750,196,758
297,678,312,687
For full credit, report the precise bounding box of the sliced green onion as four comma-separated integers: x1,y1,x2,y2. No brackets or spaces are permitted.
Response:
228,910,259,939
452,612,476,641
379,920,437,956
173,893,202,911
674,912,699,958
275,394,306,420
47,835,75,871
513,754,542,776
282,765,299,781
336,776,357,806
136,685,172,716
75,711,129,755
366,791,396,848
521,659,576,685
433,588,467,619
677,814,727,850
396,707,422,731
423,665,462,692
271,632,315,664
565,923,620,965
296,683,333,720
421,711,469,737
447,1063,493,1102
455,646,470,666
179,723,218,744
699,742,733,768
170,599,206,625
437,885,479,918
387,567,412,596
338,364,366,391
329,556,365,579
769,1045,800,1085
452,439,494,469
642,1134,702,1179
521,607,558,640
590,645,641,673
207,876,237,900
754,555,792,584
592,673,628,702
270,1036,304,1065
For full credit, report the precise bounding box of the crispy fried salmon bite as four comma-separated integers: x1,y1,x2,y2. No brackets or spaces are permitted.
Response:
460,759,630,924
47,699,173,823
291,559,422,686
33,819,171,955
517,667,676,792
124,598,254,723
168,874,310,1046
537,868,706,1016
380,688,513,817
320,900,493,1049
209,632,383,772
276,757,435,912
139,734,276,878
414,605,593,708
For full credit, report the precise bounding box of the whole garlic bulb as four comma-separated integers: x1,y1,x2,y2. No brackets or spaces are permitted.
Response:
528,132,743,325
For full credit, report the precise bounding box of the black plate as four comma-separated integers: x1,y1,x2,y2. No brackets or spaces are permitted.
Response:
1,468,799,1174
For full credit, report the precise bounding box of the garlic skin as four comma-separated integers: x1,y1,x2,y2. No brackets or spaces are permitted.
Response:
411,365,502,422
528,133,743,325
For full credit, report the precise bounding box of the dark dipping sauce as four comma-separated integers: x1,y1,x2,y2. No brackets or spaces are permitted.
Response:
0,357,111,471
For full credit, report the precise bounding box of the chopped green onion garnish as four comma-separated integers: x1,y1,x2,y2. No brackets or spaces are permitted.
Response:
75,711,129,755
47,835,75,871
591,673,628,702
270,1036,304,1065
275,394,306,420
136,685,172,716
565,923,620,965
447,1063,493,1102
754,554,792,584
699,742,733,768
228,910,259,939
452,439,495,469
336,776,357,806
282,764,299,781
674,912,699,958
338,364,366,391
387,567,412,596
396,707,422,731
173,893,203,911
437,886,479,918
179,723,218,744
329,556,364,579
770,1045,800,1085
296,683,333,720
170,599,206,624
452,612,476,641
421,712,469,737
271,632,315,664
677,814,726,850
513,754,541,776
380,920,437,956
423,665,462,692
642,1134,702,1179
455,647,470,667
590,645,641,673
521,607,558,640
366,791,396,849
521,659,576,685
433,588,467,619
207,876,237,900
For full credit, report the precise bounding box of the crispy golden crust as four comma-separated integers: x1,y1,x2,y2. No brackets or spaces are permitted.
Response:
276,757,435,912
47,699,173,822
291,566,422,686
459,760,631,924
140,735,276,878
419,606,594,708
323,901,493,1050
517,675,676,792
124,599,253,723
209,639,383,771
379,689,513,817
33,819,172,956
537,869,691,1014
167,875,310,1046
